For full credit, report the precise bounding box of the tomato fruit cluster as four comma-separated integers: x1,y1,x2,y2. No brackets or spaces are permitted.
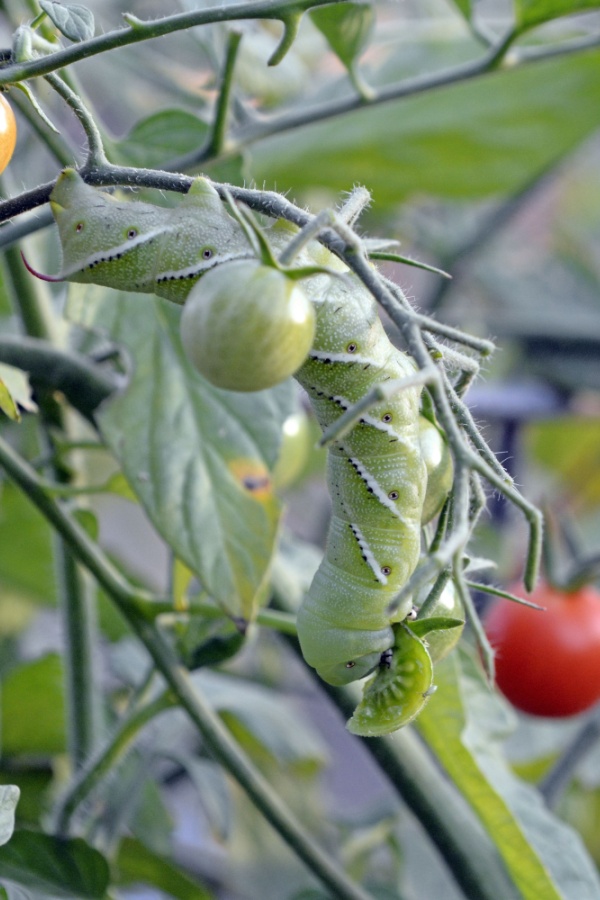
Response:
485,581,600,717
0,94,16,174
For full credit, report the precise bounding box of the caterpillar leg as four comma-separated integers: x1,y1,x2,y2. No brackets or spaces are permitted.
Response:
347,623,434,737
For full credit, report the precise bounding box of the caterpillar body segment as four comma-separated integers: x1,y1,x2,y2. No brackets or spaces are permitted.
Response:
294,273,427,685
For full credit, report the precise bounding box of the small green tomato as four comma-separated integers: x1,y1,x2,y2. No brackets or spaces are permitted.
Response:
419,416,453,524
180,260,316,392
273,411,312,490
411,580,465,664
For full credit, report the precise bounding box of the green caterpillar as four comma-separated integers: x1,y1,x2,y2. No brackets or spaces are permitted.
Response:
27,170,455,731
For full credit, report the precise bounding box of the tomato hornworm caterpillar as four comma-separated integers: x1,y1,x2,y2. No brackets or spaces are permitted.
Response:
27,169,456,734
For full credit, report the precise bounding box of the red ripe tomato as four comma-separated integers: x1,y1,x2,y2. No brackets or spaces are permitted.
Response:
485,581,600,717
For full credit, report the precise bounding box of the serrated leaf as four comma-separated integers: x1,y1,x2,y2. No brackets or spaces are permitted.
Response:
40,1,95,42
416,653,600,899
111,110,209,169
0,831,109,898
67,285,292,622
516,0,600,29
251,48,600,208
310,2,375,70
0,787,19,847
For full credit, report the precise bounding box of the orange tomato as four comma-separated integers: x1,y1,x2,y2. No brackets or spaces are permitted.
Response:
0,94,17,174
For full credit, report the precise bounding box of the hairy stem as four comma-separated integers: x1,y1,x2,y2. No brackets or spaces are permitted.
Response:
206,30,243,157
0,0,342,84
0,436,373,900
4,242,105,766
44,71,107,167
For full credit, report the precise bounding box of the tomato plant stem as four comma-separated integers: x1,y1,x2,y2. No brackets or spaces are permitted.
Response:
0,436,375,900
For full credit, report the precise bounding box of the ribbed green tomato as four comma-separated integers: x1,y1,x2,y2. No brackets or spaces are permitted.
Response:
273,411,312,491
180,260,316,392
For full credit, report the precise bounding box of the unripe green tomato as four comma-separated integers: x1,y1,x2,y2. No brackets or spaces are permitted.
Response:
419,416,453,524
415,581,465,663
273,411,312,491
180,260,316,392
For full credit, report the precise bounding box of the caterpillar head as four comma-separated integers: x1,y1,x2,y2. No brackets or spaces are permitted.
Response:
29,169,252,301
296,600,394,686
315,648,385,686
48,169,169,289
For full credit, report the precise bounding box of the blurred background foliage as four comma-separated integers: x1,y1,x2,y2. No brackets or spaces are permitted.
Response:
1,0,600,898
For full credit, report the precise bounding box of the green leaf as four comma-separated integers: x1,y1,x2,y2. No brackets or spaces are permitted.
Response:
0,482,57,607
67,286,291,623
250,48,600,208
0,364,36,421
416,653,600,899
408,615,464,638
524,417,600,509
449,0,473,18
0,831,109,899
115,836,213,899
39,0,95,42
515,0,600,29
195,670,328,772
0,787,19,847
168,615,246,670
1,655,66,755
309,3,375,70
0,381,18,421
169,757,231,841
111,110,209,169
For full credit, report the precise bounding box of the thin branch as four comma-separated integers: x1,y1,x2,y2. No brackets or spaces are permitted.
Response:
0,435,373,900
539,709,600,809
272,579,522,900
0,0,341,84
206,30,243,157
0,334,120,420
44,71,107,167
53,691,177,834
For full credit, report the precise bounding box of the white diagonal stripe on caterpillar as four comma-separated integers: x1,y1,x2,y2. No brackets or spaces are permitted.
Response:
345,453,405,519
63,226,176,280
155,251,254,284
309,349,374,366
329,394,407,441
349,522,388,584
